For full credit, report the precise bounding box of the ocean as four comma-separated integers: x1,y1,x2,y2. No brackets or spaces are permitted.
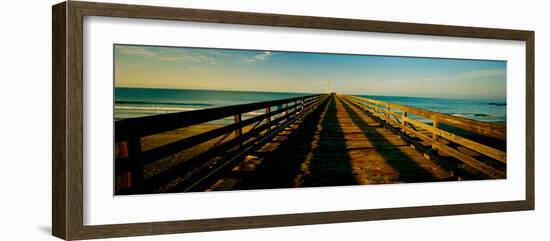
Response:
114,88,506,124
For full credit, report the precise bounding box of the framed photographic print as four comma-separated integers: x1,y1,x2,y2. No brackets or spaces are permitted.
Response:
52,1,534,240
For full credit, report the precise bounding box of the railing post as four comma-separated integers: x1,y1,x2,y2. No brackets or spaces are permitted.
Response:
116,142,130,189
301,97,305,114
265,107,271,133
368,101,373,112
401,111,407,133
234,114,242,137
120,137,144,192
432,120,439,150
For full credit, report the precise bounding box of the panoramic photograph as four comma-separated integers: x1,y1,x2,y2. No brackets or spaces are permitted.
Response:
113,44,507,195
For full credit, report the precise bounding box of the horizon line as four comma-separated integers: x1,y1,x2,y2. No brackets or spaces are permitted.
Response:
115,86,506,101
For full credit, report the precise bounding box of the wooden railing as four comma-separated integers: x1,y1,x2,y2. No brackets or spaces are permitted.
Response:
343,95,506,179
115,94,329,194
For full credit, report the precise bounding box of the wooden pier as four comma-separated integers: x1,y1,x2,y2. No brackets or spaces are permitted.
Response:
114,94,506,195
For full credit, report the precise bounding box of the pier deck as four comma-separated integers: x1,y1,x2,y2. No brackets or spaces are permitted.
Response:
209,95,451,191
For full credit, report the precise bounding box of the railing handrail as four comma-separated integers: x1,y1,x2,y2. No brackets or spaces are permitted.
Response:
114,96,320,173
115,94,321,141
349,95,506,140
343,94,506,179
114,93,328,194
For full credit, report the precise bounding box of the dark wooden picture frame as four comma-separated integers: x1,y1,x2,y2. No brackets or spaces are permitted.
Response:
52,1,534,240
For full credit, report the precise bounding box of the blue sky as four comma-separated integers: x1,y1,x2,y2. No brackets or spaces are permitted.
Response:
114,45,506,99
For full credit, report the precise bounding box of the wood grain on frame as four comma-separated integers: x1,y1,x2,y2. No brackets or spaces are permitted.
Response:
52,1,535,240
52,2,67,239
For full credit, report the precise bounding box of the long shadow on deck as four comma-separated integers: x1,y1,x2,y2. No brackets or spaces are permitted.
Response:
233,96,338,190
299,97,358,187
338,97,435,182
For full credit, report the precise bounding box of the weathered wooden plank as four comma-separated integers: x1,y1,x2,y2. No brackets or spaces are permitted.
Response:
334,96,451,182
403,116,506,163
432,141,505,179
219,95,452,190
115,94,321,141
348,94,507,162
115,103,298,175
351,95,506,140
345,97,402,128
117,107,306,194
343,95,506,180
401,124,432,142
117,96,329,194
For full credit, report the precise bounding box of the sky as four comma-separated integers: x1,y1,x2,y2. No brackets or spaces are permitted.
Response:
114,44,507,100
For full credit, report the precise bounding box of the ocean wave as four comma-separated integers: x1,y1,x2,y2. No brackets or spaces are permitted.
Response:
115,100,214,107
450,113,497,118
115,105,269,118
